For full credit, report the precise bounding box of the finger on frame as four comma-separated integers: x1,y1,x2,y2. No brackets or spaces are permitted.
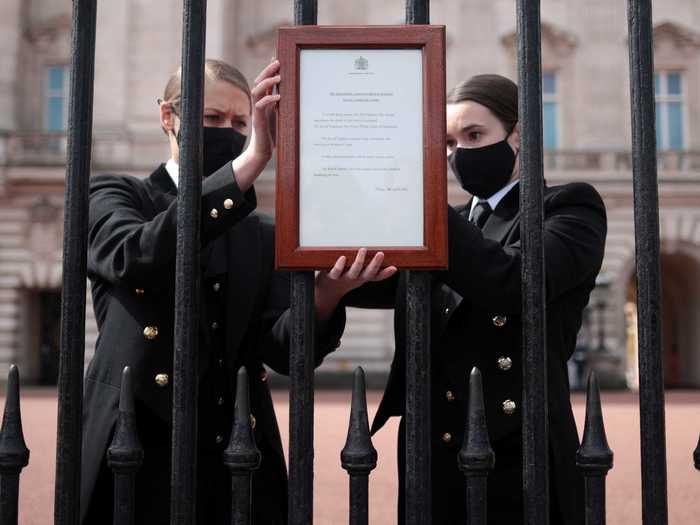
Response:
361,251,385,280
254,60,280,84
255,94,281,110
328,256,347,280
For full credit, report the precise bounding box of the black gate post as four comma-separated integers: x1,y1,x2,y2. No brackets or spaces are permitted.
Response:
576,373,613,525
404,270,432,524
458,368,495,525
288,271,316,525
404,3,433,523
171,0,207,523
0,365,30,525
289,3,318,525
515,0,549,523
107,367,144,525
341,367,377,525
224,368,261,525
54,1,98,523
626,1,669,524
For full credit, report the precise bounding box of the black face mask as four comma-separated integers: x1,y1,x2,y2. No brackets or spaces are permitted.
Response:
176,126,248,178
448,138,516,199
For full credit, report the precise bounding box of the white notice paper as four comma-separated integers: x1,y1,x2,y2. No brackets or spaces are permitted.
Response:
299,49,424,247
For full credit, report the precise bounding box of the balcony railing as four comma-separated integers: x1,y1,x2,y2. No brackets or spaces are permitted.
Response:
544,149,700,174
1,131,699,178
0,131,68,166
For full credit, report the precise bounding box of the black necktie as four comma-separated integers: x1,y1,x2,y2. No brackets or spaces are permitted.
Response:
470,200,492,229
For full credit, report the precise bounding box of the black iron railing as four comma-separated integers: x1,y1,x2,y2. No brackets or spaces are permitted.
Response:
0,1,688,525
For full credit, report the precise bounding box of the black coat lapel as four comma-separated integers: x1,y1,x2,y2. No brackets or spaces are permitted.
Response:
143,164,177,212
224,216,261,369
481,183,520,243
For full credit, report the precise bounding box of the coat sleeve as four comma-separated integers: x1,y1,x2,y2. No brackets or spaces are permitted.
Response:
438,182,607,313
256,221,346,375
87,164,256,287
340,273,400,309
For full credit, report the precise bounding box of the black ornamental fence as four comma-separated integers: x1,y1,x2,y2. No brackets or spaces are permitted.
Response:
0,0,697,524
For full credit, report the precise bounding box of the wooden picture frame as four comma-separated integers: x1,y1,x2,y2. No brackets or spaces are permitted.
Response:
275,25,447,270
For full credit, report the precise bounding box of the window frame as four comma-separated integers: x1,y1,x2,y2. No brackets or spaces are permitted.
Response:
542,70,561,151
44,64,70,133
654,70,687,151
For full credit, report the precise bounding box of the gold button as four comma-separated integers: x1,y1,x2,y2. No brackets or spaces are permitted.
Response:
498,357,513,371
442,432,452,444
223,198,234,210
492,316,507,327
251,414,257,430
444,307,450,315
143,326,159,340
503,399,517,415
210,208,219,219
446,390,455,402
260,370,268,382
212,282,221,292
135,288,145,295
215,434,224,444
155,373,169,387
217,397,224,406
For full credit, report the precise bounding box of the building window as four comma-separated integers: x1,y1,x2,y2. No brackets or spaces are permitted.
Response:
45,65,70,132
655,71,685,150
542,71,559,150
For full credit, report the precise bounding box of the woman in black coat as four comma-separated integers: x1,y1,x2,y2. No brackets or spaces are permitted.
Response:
81,58,396,524
344,74,607,524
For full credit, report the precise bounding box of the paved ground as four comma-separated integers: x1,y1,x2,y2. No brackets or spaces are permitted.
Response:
5,388,700,524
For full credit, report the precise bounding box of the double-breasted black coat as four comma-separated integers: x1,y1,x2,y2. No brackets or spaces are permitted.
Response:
345,182,607,524
81,164,345,524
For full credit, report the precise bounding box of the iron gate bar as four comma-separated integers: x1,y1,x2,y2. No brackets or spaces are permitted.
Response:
626,1,669,523
405,0,429,25
55,1,98,522
404,271,432,524
288,271,316,525
458,368,495,525
0,365,29,525
289,4,317,525
404,3,431,523
515,0,549,523
107,367,143,525
341,367,377,525
576,373,613,525
223,368,261,525
171,0,207,522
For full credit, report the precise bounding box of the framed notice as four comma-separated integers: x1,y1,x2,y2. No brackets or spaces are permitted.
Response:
276,25,447,269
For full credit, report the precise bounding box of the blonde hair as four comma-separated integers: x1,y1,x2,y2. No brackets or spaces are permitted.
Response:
162,59,252,116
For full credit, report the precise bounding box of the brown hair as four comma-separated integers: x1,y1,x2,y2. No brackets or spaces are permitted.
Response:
161,59,252,116
447,74,518,133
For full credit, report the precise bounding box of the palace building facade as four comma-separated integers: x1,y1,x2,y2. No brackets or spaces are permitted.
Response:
1,0,700,388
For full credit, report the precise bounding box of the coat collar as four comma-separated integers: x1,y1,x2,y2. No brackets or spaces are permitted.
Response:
481,182,520,243
144,164,177,212
459,182,521,244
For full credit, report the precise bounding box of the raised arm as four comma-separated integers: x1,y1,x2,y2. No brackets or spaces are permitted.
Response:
87,164,256,288
439,182,607,312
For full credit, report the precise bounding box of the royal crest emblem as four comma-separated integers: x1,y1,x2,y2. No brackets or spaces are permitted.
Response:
354,56,369,70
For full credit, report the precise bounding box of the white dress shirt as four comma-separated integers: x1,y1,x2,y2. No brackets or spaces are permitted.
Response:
468,179,520,221
165,158,179,188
